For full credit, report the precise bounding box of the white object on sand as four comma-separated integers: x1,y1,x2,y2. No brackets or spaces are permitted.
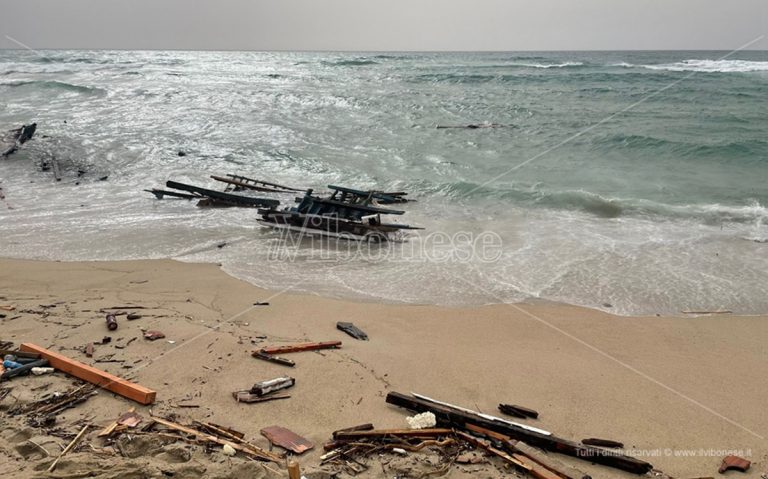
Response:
406,411,436,429
31,367,54,375
222,443,236,456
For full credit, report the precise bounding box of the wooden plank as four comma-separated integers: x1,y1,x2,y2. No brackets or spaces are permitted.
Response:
20,343,156,405
386,392,653,474
252,350,296,367
152,416,282,462
333,428,453,440
261,425,314,454
260,341,342,355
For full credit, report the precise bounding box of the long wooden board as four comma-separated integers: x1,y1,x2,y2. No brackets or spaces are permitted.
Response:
20,343,156,405
260,341,342,355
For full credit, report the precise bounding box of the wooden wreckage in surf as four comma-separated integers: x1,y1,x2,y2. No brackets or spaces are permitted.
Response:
257,185,422,242
146,173,420,241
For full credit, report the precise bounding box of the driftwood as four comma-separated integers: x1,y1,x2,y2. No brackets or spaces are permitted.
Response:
385,392,653,474
252,350,295,367
581,438,623,448
48,424,91,472
260,341,342,355
261,425,314,454
151,416,282,462
2,123,36,157
499,403,539,419
333,428,453,441
336,322,368,340
250,376,295,396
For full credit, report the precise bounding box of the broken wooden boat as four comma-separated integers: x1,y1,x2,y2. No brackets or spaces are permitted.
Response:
211,174,303,193
257,187,422,242
147,180,280,208
2,123,37,157
327,184,410,204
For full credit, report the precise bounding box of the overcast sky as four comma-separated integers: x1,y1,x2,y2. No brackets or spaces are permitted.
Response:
1,0,766,51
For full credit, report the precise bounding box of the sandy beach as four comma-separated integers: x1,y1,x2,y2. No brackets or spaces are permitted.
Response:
0,257,765,478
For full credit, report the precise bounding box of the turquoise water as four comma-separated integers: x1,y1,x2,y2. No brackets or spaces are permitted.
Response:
1,50,766,315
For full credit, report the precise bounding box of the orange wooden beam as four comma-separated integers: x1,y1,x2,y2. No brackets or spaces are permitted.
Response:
20,343,156,405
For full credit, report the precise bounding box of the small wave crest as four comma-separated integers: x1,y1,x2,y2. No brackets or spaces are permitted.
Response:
322,59,380,67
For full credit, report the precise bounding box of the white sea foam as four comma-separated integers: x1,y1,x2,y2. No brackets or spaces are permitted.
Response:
619,59,768,73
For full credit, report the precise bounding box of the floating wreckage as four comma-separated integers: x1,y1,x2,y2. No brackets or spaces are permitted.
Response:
1,123,37,157
257,185,421,242
147,173,420,241
145,180,280,208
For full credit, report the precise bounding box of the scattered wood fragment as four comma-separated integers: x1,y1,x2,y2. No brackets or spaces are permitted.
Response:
11,384,97,421
385,392,653,474
260,341,342,355
261,425,314,454
288,461,301,479
233,391,291,403
250,376,295,396
151,415,282,462
20,343,156,405
252,350,295,367
333,428,453,440
499,403,539,419
48,424,91,472
513,441,592,479
337,322,368,340
126,313,142,320
581,438,623,448
85,343,94,358
719,455,750,473
143,330,165,341
332,423,374,439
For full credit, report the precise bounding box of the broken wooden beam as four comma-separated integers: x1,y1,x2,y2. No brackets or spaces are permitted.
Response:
333,428,453,441
581,438,623,448
260,341,342,355
336,322,368,340
718,455,750,473
250,376,295,396
499,403,539,419
385,392,653,474
252,350,295,367
332,423,374,438
20,343,156,405
151,416,282,462
233,391,291,404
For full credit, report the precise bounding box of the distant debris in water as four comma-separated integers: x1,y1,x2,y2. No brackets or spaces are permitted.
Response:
436,123,507,129
2,123,37,157
177,151,186,157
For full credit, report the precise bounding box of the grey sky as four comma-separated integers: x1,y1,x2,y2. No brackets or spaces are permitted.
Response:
1,0,766,51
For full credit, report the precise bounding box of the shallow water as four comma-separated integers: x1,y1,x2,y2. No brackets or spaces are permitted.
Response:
1,50,767,315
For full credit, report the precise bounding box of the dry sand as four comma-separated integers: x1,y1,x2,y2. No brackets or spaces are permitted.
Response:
0,257,765,478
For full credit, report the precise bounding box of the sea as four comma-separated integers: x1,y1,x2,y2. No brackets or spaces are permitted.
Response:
1,50,766,316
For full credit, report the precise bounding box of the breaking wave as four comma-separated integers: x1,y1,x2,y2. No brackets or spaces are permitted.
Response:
0,79,106,94
616,59,768,73
432,181,768,223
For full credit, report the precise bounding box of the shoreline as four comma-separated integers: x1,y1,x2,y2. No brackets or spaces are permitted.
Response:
1,257,766,478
